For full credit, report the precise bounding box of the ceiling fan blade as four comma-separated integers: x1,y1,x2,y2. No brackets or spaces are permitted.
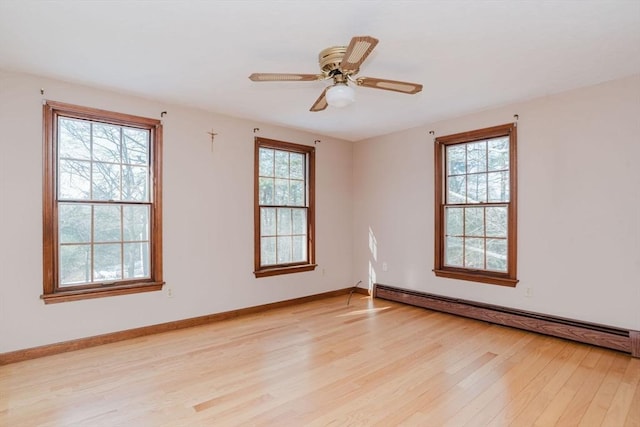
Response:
357,77,423,94
249,73,321,82
340,36,379,73
310,88,328,112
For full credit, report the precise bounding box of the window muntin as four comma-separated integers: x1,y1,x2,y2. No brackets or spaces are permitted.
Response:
43,101,163,303
434,124,517,286
254,137,315,277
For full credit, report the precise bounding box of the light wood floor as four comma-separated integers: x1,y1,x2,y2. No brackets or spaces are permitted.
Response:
1,295,639,426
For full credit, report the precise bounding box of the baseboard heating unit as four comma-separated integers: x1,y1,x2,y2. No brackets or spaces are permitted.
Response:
373,283,639,358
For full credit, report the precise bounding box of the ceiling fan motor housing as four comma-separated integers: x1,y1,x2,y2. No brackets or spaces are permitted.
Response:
319,46,352,79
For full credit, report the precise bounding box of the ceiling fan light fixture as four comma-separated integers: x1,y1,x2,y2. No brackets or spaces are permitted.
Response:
326,83,355,108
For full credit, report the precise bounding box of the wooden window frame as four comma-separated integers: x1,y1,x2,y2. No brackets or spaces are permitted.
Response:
42,101,164,303
254,137,316,278
434,123,518,287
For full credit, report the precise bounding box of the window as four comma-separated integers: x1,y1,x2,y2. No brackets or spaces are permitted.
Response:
42,101,163,303
434,123,518,286
254,137,316,277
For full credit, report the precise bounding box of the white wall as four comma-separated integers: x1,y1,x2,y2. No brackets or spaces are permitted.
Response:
2,71,638,354
0,70,354,352
353,74,640,330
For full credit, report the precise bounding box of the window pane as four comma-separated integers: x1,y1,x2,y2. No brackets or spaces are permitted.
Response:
94,205,121,242
122,128,149,165
292,235,306,262
59,203,91,243
445,237,463,267
447,175,466,203
274,150,289,178
290,180,305,206
292,209,306,234
274,179,289,205
59,244,91,286
261,237,276,266
486,207,507,238
259,177,274,205
446,145,466,175
94,243,122,281
58,118,91,160
93,123,121,163
445,207,463,236
465,207,485,237
488,137,509,171
488,171,509,202
122,165,149,202
464,237,484,269
277,236,292,264
259,148,274,177
467,173,487,203
124,242,149,279
123,205,149,241
261,207,276,236
277,208,292,235
290,153,304,179
93,162,121,201
466,141,487,173
59,159,91,200
487,239,507,272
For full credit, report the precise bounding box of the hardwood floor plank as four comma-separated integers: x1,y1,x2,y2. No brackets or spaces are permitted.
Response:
556,348,614,425
1,295,638,427
528,346,601,425
444,335,564,427
624,379,640,427
482,345,576,425
365,324,526,425
602,358,640,426
453,340,577,426
313,323,521,425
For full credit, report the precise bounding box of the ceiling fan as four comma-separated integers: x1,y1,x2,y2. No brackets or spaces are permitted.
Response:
249,36,423,112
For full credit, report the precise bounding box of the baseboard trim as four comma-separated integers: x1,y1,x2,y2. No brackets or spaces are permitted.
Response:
373,283,639,358
0,286,369,365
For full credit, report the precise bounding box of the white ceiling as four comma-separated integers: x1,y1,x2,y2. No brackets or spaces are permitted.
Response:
1,0,639,141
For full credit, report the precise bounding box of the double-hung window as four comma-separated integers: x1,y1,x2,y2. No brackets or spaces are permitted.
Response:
434,123,518,286
42,101,163,303
254,137,316,277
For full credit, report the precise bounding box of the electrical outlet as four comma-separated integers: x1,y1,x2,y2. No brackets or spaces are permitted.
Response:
382,262,388,272
167,288,173,298
524,287,533,298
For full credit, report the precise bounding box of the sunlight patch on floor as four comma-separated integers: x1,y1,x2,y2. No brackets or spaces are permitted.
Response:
337,306,391,317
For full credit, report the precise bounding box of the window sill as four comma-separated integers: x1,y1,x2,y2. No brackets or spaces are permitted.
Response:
41,282,164,304
254,264,317,278
434,269,518,287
